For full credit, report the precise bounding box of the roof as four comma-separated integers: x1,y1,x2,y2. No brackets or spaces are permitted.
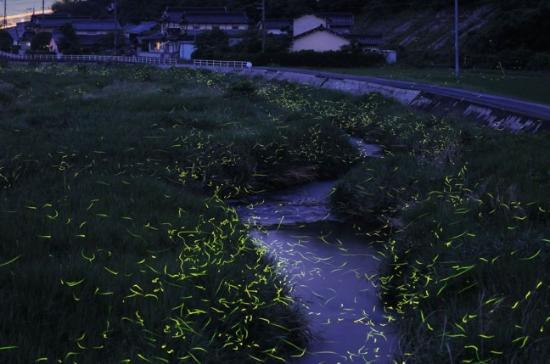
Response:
182,12,249,25
30,15,121,31
31,14,87,28
293,26,349,41
124,21,158,34
72,19,121,32
3,27,17,42
293,25,382,46
264,18,291,29
162,7,228,23
51,31,113,47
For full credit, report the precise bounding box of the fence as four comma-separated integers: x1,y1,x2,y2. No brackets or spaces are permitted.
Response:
193,59,251,69
0,51,177,66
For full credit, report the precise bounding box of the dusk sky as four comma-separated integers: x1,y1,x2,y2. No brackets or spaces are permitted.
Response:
5,0,55,15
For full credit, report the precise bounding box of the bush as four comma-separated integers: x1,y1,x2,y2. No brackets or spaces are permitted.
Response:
0,31,13,52
225,80,257,98
31,32,53,53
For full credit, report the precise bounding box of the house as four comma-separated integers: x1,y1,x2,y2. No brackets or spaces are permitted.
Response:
260,19,292,36
293,13,354,38
140,7,250,61
160,7,249,36
25,14,122,53
290,13,385,54
291,26,351,52
291,26,385,53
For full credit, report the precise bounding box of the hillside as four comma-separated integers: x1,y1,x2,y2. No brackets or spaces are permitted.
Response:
357,1,550,69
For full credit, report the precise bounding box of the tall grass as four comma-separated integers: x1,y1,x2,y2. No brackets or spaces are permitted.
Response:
0,64,362,363
328,98,550,362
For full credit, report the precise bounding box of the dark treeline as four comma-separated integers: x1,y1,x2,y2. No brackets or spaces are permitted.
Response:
51,0,548,22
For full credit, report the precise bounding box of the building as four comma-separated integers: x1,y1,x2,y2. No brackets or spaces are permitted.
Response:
290,13,385,54
24,14,122,53
140,7,250,61
291,26,351,52
260,19,292,36
160,7,249,37
293,13,354,38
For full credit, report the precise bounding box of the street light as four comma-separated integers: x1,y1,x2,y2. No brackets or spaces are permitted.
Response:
454,0,460,78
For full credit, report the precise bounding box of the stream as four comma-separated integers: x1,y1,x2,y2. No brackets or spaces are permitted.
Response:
234,141,397,363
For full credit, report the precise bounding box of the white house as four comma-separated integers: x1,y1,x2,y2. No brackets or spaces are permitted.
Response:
293,13,354,38
291,27,350,52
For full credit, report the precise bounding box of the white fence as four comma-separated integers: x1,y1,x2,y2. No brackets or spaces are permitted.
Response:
193,59,251,69
0,51,177,66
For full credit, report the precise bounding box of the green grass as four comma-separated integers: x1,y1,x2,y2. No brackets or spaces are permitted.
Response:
0,64,364,363
326,94,550,362
318,66,550,105
2,63,548,363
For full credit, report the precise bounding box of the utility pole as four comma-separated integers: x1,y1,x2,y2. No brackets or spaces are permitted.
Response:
454,0,460,78
261,0,266,53
42,0,45,14
113,0,118,55
2,0,7,29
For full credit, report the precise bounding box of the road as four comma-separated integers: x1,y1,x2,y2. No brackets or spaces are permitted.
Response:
259,66,550,122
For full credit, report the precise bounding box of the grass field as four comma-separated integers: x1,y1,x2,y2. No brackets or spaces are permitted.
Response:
0,64,364,363
1,63,548,363
320,66,550,105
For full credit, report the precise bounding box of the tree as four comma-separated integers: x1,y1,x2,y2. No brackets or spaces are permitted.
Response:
193,29,230,58
59,23,80,53
0,31,13,52
31,32,53,53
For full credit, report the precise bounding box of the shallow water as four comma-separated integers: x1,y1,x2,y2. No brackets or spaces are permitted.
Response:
234,142,396,363
249,225,396,363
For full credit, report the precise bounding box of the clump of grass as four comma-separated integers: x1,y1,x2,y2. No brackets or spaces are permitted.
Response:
225,80,257,98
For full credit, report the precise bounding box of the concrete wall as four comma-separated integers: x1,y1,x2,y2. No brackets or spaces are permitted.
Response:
293,15,326,37
291,31,350,52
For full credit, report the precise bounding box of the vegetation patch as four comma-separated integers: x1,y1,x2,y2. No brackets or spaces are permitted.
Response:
329,96,550,362
0,64,363,363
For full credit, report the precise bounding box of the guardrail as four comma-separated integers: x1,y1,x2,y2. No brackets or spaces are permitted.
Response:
193,59,251,69
0,51,177,66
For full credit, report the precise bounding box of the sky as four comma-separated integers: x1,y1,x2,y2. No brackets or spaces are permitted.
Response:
3,0,56,16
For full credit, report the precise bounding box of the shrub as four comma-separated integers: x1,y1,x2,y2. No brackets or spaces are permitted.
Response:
225,80,257,98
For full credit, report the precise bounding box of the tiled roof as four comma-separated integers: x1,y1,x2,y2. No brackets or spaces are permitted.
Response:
30,15,121,31
264,19,292,29
182,12,249,25
124,21,158,34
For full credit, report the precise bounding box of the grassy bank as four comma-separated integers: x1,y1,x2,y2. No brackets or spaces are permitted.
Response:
0,64,362,363
329,97,550,361
239,78,549,362
317,66,550,105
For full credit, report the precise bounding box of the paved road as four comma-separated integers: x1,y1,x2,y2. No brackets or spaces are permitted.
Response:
259,66,550,122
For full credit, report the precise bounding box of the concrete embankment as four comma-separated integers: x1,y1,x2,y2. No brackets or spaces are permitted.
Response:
234,67,549,133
